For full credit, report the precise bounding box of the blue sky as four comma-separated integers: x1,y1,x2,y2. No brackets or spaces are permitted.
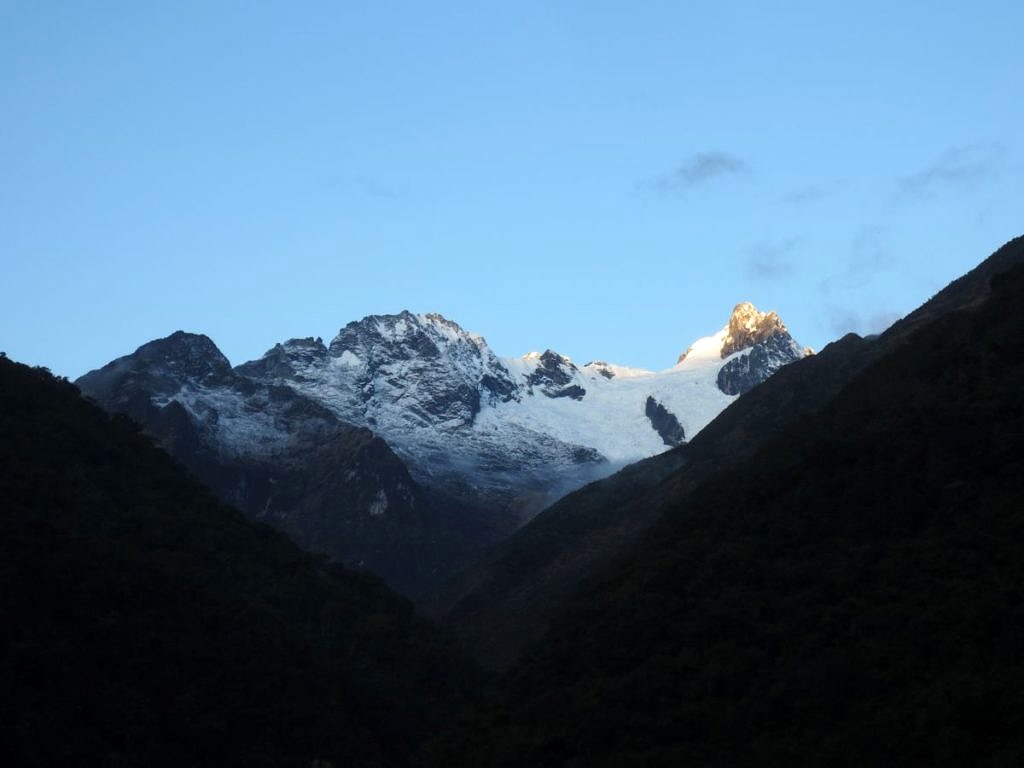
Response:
3,1,1022,378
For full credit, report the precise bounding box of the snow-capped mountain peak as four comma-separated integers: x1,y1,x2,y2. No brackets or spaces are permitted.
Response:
81,302,809,526
517,349,586,400
676,302,795,364
721,301,790,358
134,331,232,382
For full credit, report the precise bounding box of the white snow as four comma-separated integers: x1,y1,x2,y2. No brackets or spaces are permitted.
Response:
220,310,797,519
368,489,388,516
172,384,297,458
581,361,655,380
484,327,735,464
675,327,729,366
335,350,361,367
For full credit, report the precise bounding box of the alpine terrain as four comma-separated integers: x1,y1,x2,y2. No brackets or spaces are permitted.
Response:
4,237,1022,768
426,240,1024,766
0,356,480,767
427,236,1024,671
77,302,806,593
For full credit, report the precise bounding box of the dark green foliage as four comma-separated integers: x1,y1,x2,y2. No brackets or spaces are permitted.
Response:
440,262,1024,765
430,236,1024,675
0,359,480,766
75,333,479,599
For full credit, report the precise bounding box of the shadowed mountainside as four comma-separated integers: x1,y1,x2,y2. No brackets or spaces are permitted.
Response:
0,358,480,767
426,236,1024,672
428,246,1024,765
76,332,476,597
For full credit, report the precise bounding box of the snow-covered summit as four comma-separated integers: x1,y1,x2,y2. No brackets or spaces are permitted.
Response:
236,304,807,517
670,303,810,399
81,303,808,524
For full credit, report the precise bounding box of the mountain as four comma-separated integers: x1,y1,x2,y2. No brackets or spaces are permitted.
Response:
234,311,607,526
216,302,804,519
76,331,474,597
428,238,1024,765
78,303,806,592
427,236,1024,672
0,356,479,767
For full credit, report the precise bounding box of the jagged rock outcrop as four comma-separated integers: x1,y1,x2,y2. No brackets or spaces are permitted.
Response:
720,302,791,358
717,330,807,396
586,361,617,379
674,302,808,396
237,336,328,382
645,396,686,446
525,351,587,400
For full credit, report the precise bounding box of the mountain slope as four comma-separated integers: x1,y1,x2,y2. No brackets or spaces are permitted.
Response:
76,331,474,596
427,235,1024,671
0,357,479,766
173,302,806,524
434,248,1024,766
77,303,807,593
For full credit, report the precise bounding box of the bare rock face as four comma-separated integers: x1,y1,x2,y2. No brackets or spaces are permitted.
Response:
525,350,587,400
721,302,791,359
717,331,806,396
645,396,686,447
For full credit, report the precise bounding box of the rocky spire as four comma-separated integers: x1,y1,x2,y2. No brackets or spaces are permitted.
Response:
720,302,790,358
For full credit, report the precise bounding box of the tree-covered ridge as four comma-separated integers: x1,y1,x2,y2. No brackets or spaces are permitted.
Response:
0,358,479,767
428,236,1024,675
440,262,1024,766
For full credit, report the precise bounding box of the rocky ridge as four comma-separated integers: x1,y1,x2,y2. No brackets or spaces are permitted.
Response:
239,304,805,519
77,332,474,596
77,302,806,590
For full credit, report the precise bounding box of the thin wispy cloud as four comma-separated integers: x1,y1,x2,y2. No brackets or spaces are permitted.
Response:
848,226,891,278
827,307,901,337
820,226,894,294
320,173,400,198
644,151,751,194
868,310,902,333
826,306,862,336
781,179,847,205
745,236,801,280
897,144,1004,199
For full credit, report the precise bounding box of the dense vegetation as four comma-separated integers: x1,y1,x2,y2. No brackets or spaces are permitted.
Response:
435,262,1024,765
5,239,1023,766
0,358,479,767
75,332,479,599
430,236,1023,674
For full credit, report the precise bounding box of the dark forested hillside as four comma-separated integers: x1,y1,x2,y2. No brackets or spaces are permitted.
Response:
0,358,479,767
428,236,1024,673
75,332,478,598
435,260,1024,765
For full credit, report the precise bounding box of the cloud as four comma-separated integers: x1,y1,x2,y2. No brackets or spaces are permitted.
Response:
827,307,902,337
745,236,801,280
848,226,891,278
781,179,847,205
352,175,399,198
320,173,399,198
866,310,902,333
827,306,862,336
897,144,1004,199
644,151,750,194
820,226,894,294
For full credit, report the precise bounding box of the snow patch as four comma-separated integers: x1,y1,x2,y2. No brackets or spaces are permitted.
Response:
368,489,388,517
